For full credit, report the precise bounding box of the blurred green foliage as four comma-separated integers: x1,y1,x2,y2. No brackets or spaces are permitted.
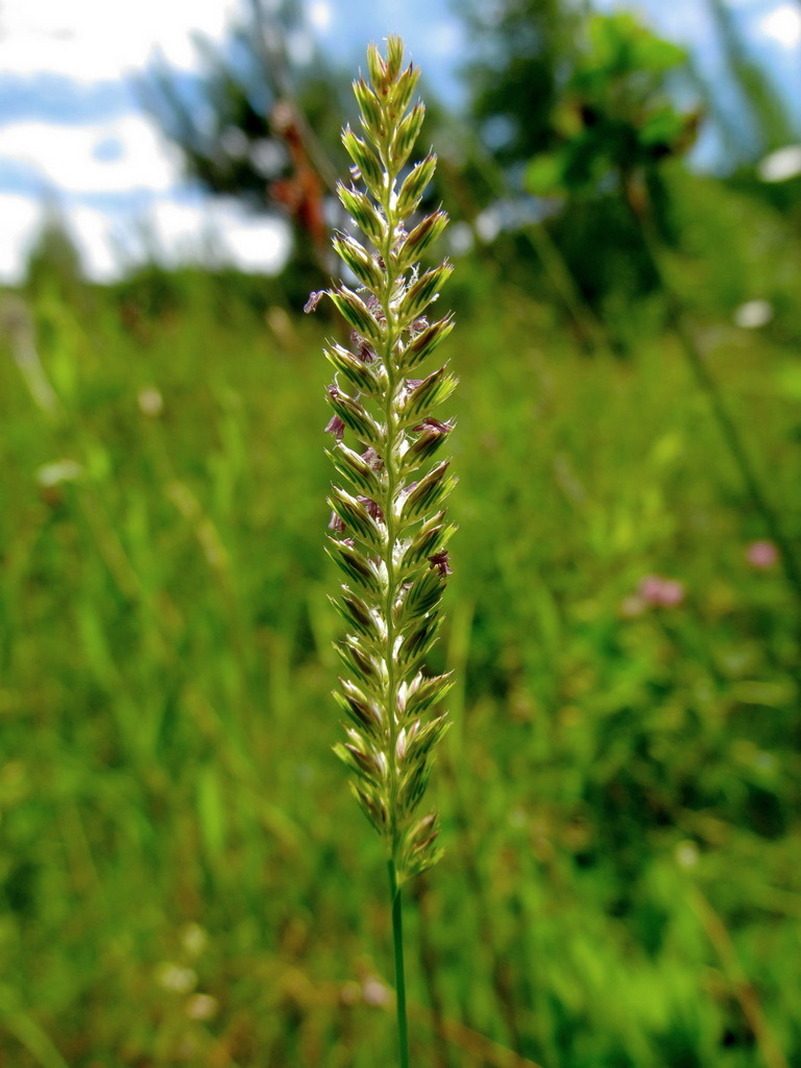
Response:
140,0,347,206
1,187,800,1064
141,0,801,350
524,14,697,197
139,0,350,293
3,3,801,1064
461,0,582,169
23,213,86,306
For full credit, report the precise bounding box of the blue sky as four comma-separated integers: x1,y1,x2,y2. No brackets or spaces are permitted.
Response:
1,0,799,283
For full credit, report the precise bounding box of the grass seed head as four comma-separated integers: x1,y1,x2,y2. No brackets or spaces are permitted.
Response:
312,35,456,883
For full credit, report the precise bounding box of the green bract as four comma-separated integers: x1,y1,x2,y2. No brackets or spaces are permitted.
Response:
310,36,456,884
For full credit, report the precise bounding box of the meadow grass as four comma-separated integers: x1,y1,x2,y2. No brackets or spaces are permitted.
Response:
0,259,799,1066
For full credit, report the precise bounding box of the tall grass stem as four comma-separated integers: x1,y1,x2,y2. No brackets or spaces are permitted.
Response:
388,859,410,1068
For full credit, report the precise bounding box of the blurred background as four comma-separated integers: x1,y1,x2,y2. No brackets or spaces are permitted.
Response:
1,0,801,1065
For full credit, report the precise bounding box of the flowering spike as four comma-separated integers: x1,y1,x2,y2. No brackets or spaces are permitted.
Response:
324,342,380,396
391,64,420,119
337,184,387,246
403,313,455,371
399,263,453,325
315,38,456,885
396,155,437,218
385,35,405,82
391,103,426,170
353,78,384,135
331,232,384,292
328,286,383,340
341,127,384,189
366,42,389,93
400,365,458,425
398,210,449,266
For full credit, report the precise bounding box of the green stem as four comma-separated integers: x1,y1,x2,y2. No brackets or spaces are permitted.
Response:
377,149,411,1068
388,858,410,1068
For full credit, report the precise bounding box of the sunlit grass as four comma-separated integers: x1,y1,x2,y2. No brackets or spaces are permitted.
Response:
0,265,799,1067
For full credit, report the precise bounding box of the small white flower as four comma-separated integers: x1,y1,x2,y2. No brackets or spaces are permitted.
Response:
734,299,773,329
36,460,83,488
757,144,801,183
154,963,197,994
675,841,699,869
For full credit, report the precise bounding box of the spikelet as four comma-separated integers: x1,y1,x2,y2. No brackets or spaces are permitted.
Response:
307,35,456,884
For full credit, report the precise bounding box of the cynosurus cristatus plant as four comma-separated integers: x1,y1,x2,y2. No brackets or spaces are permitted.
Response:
306,35,456,1066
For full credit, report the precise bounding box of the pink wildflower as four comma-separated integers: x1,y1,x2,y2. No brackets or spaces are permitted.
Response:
638,574,685,608
622,574,685,615
745,540,778,570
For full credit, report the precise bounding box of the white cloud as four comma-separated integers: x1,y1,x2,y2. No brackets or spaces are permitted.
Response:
140,198,292,275
69,205,124,281
0,0,241,80
307,0,333,33
0,192,291,283
424,20,464,58
0,198,138,283
220,212,293,274
759,4,801,47
0,116,182,195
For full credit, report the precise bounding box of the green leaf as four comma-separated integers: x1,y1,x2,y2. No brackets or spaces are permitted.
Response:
197,766,226,861
526,152,566,196
639,108,686,149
